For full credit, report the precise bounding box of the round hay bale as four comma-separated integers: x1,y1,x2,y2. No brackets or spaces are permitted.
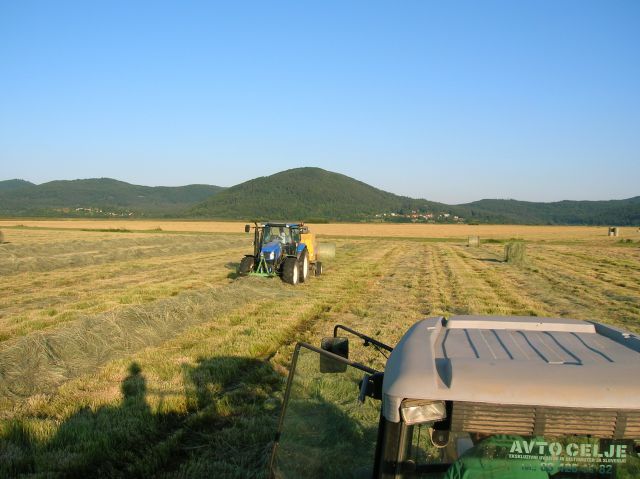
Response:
0,230,4,244
467,235,479,247
504,241,526,264
317,242,336,260
608,227,619,237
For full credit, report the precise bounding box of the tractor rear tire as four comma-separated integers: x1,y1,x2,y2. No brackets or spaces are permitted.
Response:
238,256,254,275
315,262,323,276
282,257,299,285
299,249,309,283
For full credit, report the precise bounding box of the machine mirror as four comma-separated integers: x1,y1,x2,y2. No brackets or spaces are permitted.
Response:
320,337,349,373
244,224,251,233
430,429,450,448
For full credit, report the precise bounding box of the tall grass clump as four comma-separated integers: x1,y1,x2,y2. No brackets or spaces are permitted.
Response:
504,241,526,264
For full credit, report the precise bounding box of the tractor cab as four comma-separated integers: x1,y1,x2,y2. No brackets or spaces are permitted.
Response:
262,224,301,255
270,316,640,478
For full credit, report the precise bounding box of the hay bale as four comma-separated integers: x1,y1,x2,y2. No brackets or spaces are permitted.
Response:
504,241,526,264
317,242,336,260
467,235,479,247
608,227,619,237
0,230,3,244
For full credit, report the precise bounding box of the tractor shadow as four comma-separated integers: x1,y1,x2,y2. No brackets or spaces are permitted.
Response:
0,354,377,478
0,357,283,477
224,261,241,279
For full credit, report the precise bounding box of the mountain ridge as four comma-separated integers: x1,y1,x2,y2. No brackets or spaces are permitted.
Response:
1,169,638,225
0,178,224,217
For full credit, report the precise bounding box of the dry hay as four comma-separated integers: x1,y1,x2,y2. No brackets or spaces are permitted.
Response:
0,279,297,404
2,220,636,241
467,235,479,247
0,234,245,277
504,241,526,264
0,230,4,244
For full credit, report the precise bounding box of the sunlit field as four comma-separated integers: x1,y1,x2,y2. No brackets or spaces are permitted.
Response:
3,219,638,240
0,223,638,477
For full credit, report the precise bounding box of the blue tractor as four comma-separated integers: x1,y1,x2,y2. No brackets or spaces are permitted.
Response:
238,222,323,285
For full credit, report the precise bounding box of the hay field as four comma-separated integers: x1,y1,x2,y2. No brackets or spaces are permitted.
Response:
0,224,638,477
2,219,639,240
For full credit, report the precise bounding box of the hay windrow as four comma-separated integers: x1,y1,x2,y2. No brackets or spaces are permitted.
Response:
0,280,297,405
0,234,246,277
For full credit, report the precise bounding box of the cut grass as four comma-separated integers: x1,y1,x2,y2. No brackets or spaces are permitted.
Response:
0,225,638,477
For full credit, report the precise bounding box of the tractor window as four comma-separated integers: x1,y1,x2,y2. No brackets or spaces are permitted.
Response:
262,226,279,244
263,226,292,244
271,345,380,479
405,427,640,478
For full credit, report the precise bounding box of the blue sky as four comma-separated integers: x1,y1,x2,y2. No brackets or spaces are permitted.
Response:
1,1,638,204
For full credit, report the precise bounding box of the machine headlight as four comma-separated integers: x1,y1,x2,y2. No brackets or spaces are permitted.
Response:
269,252,275,260
400,399,447,425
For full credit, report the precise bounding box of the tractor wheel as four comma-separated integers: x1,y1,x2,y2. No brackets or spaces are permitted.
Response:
315,262,323,276
282,257,299,285
238,256,254,276
299,249,309,283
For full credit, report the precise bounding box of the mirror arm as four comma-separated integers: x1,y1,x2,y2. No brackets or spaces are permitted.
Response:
333,324,393,352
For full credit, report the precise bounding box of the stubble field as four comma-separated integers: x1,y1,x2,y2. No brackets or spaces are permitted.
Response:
0,222,638,477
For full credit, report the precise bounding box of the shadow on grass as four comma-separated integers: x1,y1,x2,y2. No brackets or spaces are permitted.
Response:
0,353,378,478
478,258,503,263
225,262,241,279
0,357,284,478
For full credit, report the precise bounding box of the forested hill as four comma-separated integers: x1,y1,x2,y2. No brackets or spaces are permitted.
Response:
1,170,638,225
189,167,450,221
189,167,639,225
456,197,640,225
0,179,35,192
0,178,224,217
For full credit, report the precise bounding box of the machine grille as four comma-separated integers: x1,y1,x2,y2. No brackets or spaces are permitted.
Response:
450,402,640,439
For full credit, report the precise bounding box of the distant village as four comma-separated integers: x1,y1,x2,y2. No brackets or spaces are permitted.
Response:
374,210,465,223
66,207,135,217
66,207,466,222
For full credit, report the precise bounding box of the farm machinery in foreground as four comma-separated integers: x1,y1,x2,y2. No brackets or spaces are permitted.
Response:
270,315,640,478
238,222,333,285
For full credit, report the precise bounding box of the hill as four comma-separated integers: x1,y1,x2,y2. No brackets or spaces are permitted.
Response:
0,179,35,192
456,197,640,225
190,167,449,221
1,170,638,224
190,167,639,225
0,178,224,217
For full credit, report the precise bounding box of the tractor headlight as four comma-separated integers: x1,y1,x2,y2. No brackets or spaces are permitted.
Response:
268,252,275,260
400,399,447,425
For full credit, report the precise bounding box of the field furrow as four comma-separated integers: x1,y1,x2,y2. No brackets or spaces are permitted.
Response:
447,245,553,317
0,246,248,341
477,243,640,331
